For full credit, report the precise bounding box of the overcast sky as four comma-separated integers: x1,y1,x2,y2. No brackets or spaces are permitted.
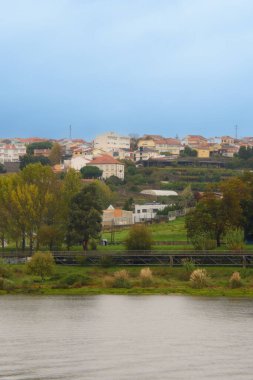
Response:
0,0,253,140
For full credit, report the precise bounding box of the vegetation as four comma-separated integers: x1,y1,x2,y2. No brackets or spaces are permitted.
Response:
26,141,53,155
229,272,242,289
190,269,209,289
125,224,153,250
66,184,103,250
1,263,253,296
224,228,245,251
80,166,103,179
27,252,55,280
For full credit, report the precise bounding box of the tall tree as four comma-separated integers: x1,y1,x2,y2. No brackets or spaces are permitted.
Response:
66,183,103,250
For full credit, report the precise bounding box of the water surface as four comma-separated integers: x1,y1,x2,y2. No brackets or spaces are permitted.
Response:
0,295,253,379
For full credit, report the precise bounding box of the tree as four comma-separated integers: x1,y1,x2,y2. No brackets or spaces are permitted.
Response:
0,164,6,173
180,146,197,157
26,141,53,155
125,225,153,250
49,143,62,165
80,165,102,179
27,252,55,280
20,155,51,169
66,184,103,250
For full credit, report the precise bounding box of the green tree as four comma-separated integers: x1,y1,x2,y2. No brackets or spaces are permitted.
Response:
27,252,55,280
66,184,103,250
180,146,197,157
125,224,153,250
26,141,53,155
80,166,102,179
20,155,51,169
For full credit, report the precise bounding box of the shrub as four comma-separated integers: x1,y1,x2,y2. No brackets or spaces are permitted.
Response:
103,275,115,288
224,228,245,251
89,239,97,251
61,274,89,287
190,269,209,289
0,277,15,291
139,267,153,287
125,225,153,250
27,252,55,280
113,270,131,288
190,232,216,250
181,258,195,280
229,272,242,288
0,259,11,278
75,255,88,266
99,255,113,268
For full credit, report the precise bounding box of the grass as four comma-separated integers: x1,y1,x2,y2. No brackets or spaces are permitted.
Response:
2,264,253,297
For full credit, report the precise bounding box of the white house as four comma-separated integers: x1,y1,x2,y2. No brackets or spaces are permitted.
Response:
64,156,91,171
133,203,167,223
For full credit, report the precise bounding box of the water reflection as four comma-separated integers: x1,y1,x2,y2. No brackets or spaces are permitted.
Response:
0,295,253,379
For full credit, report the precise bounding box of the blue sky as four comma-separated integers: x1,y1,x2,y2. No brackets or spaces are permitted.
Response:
0,0,253,140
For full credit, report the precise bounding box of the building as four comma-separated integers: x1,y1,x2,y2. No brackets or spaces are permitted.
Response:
0,144,26,163
102,205,133,226
221,136,234,145
154,138,182,155
93,132,130,152
133,203,168,223
64,156,91,171
87,154,125,180
196,147,210,158
182,135,207,148
137,139,156,149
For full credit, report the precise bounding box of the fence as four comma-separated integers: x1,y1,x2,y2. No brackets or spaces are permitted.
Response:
2,250,253,267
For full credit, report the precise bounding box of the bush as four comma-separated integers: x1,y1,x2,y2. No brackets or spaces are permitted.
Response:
139,267,153,287
190,269,209,289
113,270,131,288
181,258,195,280
190,232,216,250
60,274,89,287
125,225,153,250
0,259,11,278
75,255,88,266
99,255,113,268
0,277,15,291
229,272,242,288
27,252,55,280
103,275,115,288
224,228,245,251
89,239,97,250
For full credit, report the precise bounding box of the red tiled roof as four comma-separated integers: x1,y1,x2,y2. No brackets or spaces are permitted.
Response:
88,155,122,165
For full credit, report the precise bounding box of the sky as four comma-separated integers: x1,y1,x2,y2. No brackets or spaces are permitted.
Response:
0,0,253,140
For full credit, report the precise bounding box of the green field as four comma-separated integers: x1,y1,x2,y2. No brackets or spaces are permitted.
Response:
1,264,253,297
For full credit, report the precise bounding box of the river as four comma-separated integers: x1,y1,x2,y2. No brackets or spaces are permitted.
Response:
0,295,253,379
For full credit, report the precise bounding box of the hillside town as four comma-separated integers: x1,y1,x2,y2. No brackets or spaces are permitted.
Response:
1,132,253,173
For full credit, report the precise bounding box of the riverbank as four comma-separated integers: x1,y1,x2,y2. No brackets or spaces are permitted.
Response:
1,264,253,297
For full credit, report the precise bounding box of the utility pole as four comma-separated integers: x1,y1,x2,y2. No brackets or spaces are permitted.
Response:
235,125,238,139
69,124,72,140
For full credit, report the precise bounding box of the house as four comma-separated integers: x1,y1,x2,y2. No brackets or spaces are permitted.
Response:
102,205,133,226
64,155,91,171
221,136,234,145
196,147,210,158
133,203,168,223
137,139,156,149
154,138,182,155
33,149,51,157
87,154,125,180
134,148,160,161
93,132,130,152
182,135,207,148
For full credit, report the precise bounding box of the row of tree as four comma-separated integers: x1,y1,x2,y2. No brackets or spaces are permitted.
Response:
0,164,113,251
185,173,253,247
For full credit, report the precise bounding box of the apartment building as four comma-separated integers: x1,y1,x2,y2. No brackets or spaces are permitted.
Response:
154,138,182,155
0,144,26,163
93,132,130,152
